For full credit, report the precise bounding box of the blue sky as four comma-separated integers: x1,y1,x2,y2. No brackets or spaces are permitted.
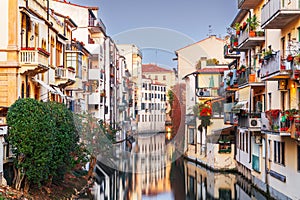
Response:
71,0,238,68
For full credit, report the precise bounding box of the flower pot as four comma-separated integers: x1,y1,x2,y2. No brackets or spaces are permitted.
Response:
249,30,256,37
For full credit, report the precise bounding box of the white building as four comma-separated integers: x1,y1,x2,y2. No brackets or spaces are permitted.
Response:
138,77,166,133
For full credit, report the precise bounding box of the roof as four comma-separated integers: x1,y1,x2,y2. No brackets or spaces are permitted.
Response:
182,67,228,80
152,81,166,86
142,64,173,73
176,35,225,52
196,67,228,74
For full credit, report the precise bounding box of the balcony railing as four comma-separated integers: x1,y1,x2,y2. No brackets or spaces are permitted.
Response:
223,44,240,59
55,68,76,83
19,48,49,75
260,51,291,80
224,103,236,124
261,0,300,29
261,109,294,136
237,30,265,50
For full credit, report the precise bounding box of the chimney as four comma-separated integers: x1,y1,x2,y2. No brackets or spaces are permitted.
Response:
200,57,207,68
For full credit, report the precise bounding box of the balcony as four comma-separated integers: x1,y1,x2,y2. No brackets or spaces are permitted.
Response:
88,92,100,105
260,51,292,81
224,44,240,59
261,109,292,136
238,68,257,86
261,0,300,29
238,0,261,9
224,103,237,125
55,67,76,87
89,69,100,80
89,18,106,34
237,30,265,50
19,48,49,75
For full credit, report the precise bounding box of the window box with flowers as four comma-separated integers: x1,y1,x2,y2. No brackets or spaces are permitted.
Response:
37,48,50,57
67,66,75,72
21,47,35,51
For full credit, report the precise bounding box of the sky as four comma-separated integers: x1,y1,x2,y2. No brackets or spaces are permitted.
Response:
71,0,239,68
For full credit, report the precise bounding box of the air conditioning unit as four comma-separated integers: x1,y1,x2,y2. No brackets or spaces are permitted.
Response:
196,88,210,97
249,118,261,128
255,135,262,145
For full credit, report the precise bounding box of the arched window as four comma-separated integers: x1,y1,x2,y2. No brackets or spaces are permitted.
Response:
21,83,25,98
27,83,30,98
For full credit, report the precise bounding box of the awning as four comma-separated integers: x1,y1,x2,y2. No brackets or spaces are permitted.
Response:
52,85,66,97
32,78,57,94
208,126,235,143
231,101,248,113
20,7,45,25
57,34,68,45
213,126,235,135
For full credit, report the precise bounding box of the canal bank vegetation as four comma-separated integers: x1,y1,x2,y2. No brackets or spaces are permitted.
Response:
6,98,89,197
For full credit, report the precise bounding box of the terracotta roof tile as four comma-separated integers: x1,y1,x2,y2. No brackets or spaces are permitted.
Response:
142,64,173,73
196,67,228,73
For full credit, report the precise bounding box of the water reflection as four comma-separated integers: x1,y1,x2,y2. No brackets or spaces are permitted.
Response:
91,133,271,200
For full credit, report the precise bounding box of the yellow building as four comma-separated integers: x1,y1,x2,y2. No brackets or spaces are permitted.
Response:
228,0,300,199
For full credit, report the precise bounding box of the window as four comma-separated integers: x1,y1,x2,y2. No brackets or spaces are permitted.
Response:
56,42,62,67
274,141,285,165
163,75,166,80
245,132,248,153
252,142,260,172
155,75,158,80
141,103,145,110
189,128,194,144
21,83,25,98
268,93,272,110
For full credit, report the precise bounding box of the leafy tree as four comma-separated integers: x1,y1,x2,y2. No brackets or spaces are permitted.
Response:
73,113,114,157
7,98,55,191
45,101,80,183
7,99,86,191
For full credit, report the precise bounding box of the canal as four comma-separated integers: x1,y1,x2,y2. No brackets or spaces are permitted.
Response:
89,133,271,200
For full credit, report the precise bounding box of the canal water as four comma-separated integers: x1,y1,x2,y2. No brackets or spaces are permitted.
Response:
89,133,271,200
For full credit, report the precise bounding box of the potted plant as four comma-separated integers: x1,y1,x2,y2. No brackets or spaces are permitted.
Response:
287,54,294,62
294,54,300,65
247,15,259,37
263,49,273,60
234,22,241,35
240,65,246,72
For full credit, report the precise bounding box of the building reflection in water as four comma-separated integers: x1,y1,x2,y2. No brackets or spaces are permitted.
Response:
91,133,270,200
